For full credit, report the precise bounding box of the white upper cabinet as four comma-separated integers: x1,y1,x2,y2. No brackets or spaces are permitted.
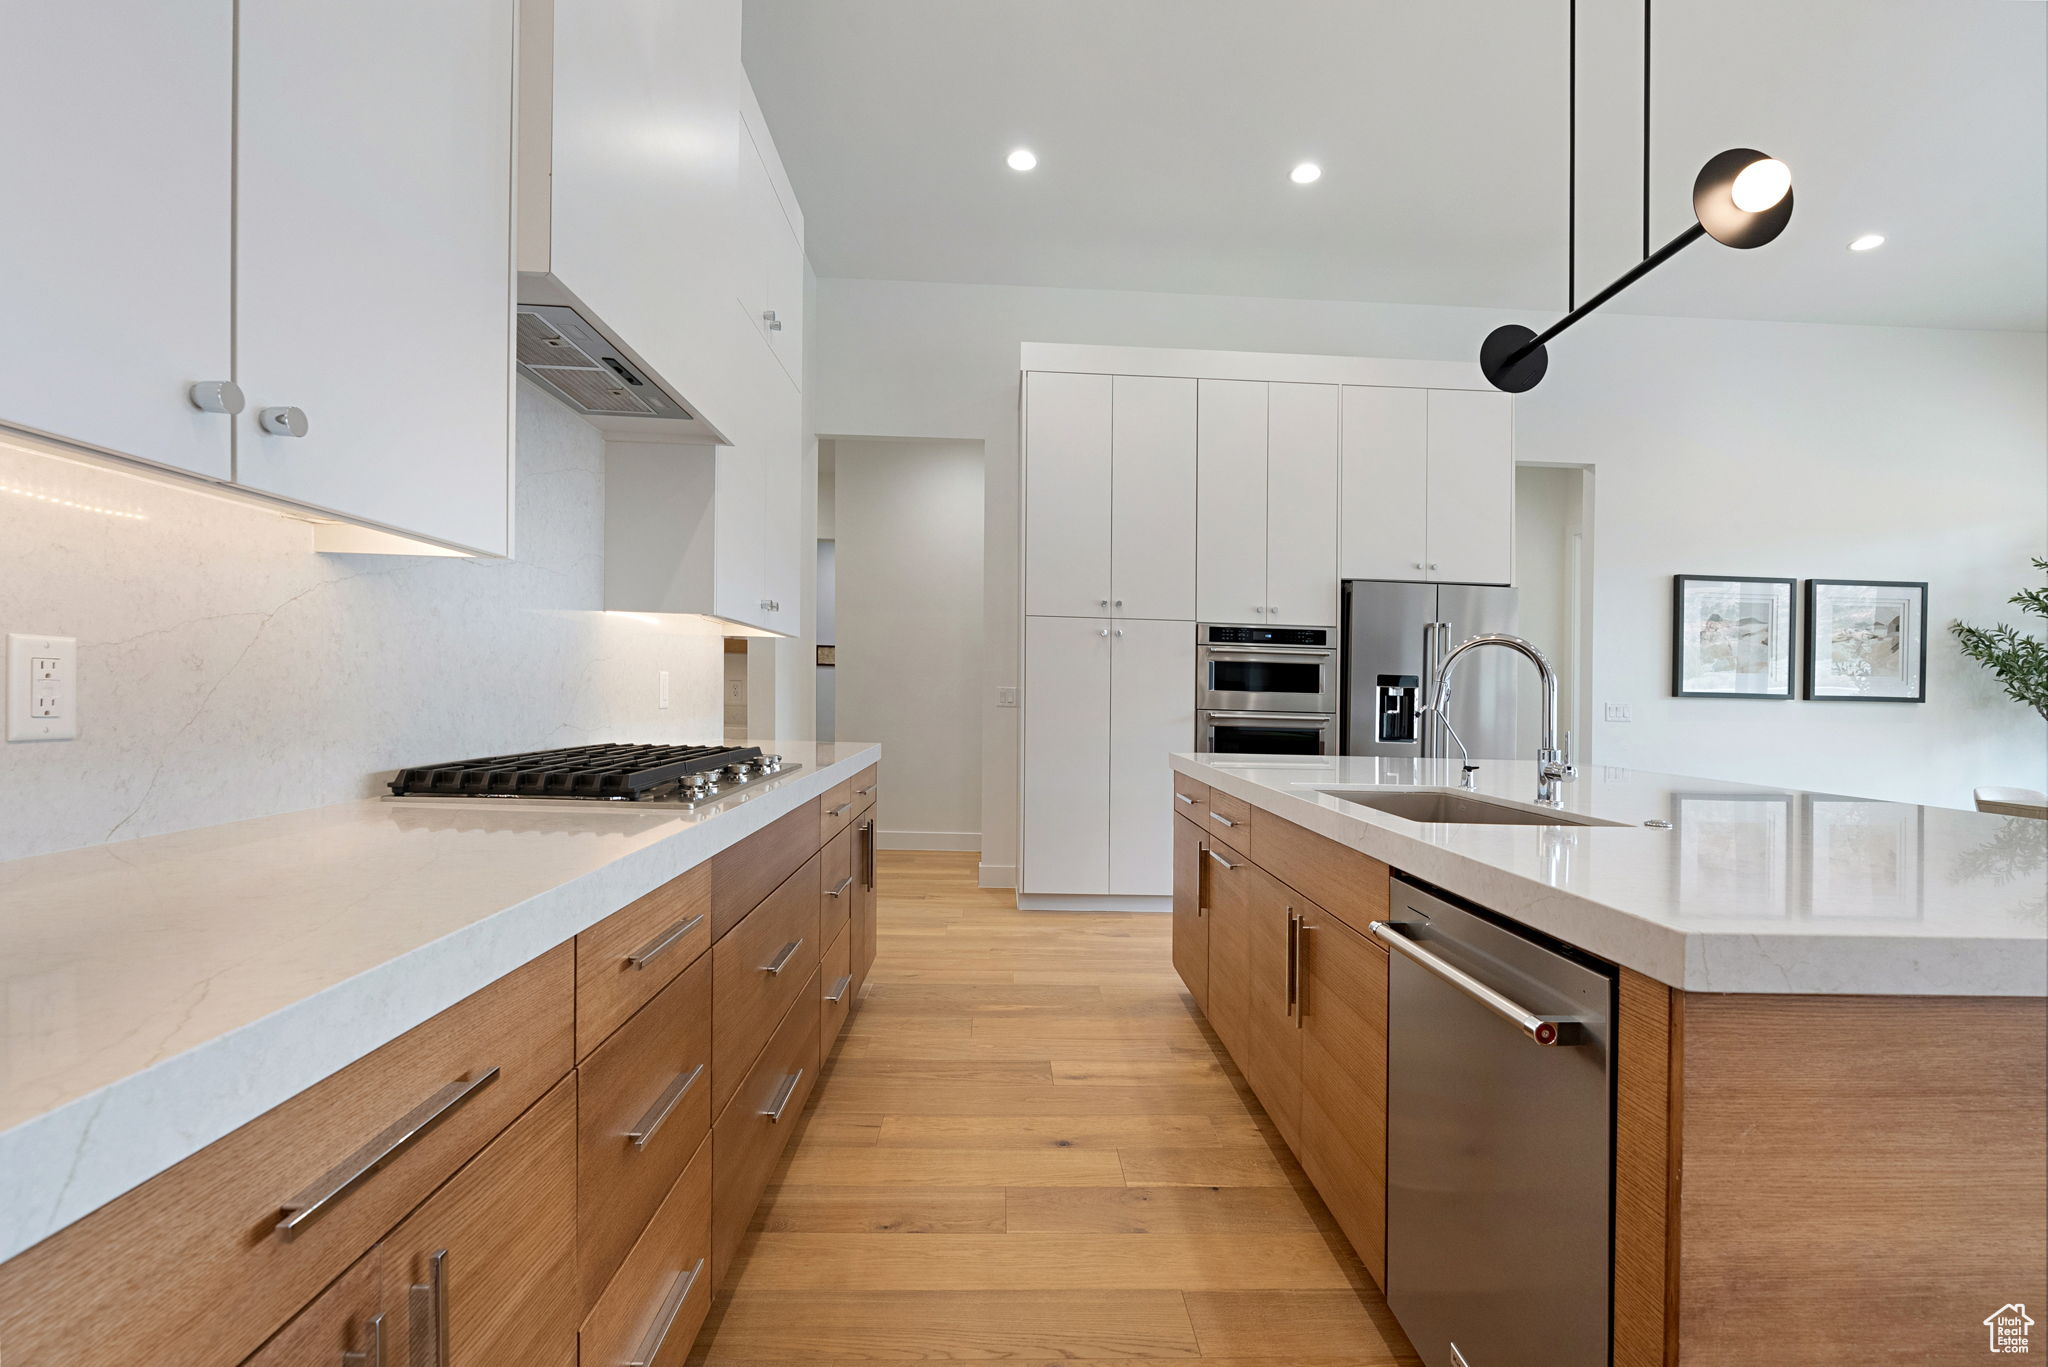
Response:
1265,383,1341,626
1024,372,1113,617
0,0,234,479
1196,379,1268,624
235,0,514,556
738,117,807,387
1110,376,1197,620
1423,389,1515,586
1338,385,1509,586
1339,386,1430,582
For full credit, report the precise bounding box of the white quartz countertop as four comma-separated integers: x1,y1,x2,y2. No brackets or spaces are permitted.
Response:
1175,753,2047,1000
0,740,878,1264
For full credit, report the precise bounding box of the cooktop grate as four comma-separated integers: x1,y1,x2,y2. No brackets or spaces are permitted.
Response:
388,743,765,799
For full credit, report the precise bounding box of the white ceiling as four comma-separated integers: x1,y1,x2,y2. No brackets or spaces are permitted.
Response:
743,0,2047,332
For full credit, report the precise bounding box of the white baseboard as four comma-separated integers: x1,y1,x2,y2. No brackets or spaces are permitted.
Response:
978,863,1018,889
878,829,980,852
1014,894,1173,913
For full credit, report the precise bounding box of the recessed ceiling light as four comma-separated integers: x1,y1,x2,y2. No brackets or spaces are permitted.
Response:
1848,233,1886,252
1290,162,1322,185
1006,148,1037,172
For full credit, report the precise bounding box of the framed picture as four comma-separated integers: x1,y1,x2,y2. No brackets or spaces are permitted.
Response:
1671,575,1796,699
816,644,836,666
1803,579,1927,702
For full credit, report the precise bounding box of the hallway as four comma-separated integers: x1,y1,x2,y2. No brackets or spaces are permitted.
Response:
695,850,1420,1364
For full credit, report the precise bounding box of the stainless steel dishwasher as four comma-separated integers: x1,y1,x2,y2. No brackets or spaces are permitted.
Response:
1373,877,1614,1367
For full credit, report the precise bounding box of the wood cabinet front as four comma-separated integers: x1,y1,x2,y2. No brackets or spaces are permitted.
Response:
1201,834,1255,1062
379,1075,580,1367
712,852,823,1113
818,821,855,948
240,1245,386,1367
821,918,856,1048
712,799,822,940
577,862,711,1059
1170,813,1208,1009
1298,912,1390,1290
712,969,823,1285
578,953,713,1311
580,1137,713,1367
1243,865,1307,1154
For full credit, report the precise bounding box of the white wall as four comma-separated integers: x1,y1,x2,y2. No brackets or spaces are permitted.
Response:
1514,464,1589,754
830,437,984,850
811,276,2047,884
815,537,836,741
0,383,726,862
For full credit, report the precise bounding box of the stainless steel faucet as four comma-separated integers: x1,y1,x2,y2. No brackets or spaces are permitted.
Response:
1432,633,1577,806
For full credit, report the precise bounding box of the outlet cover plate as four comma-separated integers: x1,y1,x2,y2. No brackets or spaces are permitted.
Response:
8,633,78,741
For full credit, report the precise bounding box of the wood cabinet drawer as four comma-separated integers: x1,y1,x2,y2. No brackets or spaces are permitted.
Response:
0,946,573,1367
818,777,857,844
1299,914,1389,1291
380,1075,579,1367
712,969,821,1286
578,953,712,1312
820,918,855,1050
818,822,855,948
712,852,822,1115
713,800,821,941
577,863,711,1058
1172,770,1209,818
240,1245,385,1366
580,1136,713,1367
1204,786,1252,844
1249,809,1390,938
850,763,880,814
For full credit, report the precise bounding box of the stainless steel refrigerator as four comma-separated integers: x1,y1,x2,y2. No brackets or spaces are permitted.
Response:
1342,579,1523,760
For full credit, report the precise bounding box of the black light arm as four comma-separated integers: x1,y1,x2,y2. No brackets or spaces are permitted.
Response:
1480,148,1792,393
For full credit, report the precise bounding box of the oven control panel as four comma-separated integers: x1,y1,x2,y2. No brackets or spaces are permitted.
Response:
1203,625,1331,647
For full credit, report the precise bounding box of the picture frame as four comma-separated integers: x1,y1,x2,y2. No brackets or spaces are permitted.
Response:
1802,579,1927,702
816,644,836,667
1671,575,1796,699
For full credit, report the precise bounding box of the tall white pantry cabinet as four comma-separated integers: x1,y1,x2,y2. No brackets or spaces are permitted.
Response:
1018,346,1512,905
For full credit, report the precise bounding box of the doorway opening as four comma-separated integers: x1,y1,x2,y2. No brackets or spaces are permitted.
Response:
1513,463,1595,760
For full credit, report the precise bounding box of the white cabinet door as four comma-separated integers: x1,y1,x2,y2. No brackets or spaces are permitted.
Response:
756,376,805,635
735,125,779,348
1110,376,1196,621
235,0,514,554
1022,616,1113,894
0,0,233,479
1108,619,1196,896
1339,386,1428,582
1264,383,1340,626
1024,372,1113,618
1196,379,1268,623
711,441,764,626
1425,389,1515,585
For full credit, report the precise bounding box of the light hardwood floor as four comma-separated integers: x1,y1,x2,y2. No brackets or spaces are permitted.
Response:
696,850,1420,1365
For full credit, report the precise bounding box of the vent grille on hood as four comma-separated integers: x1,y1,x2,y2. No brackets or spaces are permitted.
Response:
514,305,693,420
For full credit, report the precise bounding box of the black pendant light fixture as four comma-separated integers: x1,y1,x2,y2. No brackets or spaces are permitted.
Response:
1480,4,1794,393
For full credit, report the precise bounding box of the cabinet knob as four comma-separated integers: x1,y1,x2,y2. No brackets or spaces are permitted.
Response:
187,380,244,415
257,406,308,438
1098,628,1109,637
762,309,783,332
1113,599,1122,608
1267,605,1278,616
1428,563,1439,571
1114,628,1124,637
1098,599,1110,608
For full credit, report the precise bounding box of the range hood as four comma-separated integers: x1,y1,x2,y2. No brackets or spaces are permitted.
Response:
516,305,691,422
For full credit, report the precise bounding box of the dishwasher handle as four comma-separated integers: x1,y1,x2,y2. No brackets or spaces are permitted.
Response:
1370,921,1584,1047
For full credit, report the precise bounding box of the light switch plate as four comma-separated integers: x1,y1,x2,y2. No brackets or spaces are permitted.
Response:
8,633,78,741
1604,702,1632,723
996,686,1019,708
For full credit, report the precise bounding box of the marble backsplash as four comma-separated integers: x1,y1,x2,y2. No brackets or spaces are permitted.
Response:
0,384,726,862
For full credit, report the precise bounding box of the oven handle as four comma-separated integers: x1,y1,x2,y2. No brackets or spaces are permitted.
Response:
1202,646,1336,657
1203,711,1334,723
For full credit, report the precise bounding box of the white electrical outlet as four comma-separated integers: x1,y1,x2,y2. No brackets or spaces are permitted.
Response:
996,686,1019,708
658,670,671,709
1604,702,1632,723
8,633,78,741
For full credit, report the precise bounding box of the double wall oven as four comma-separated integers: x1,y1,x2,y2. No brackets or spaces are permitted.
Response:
1196,624,1338,755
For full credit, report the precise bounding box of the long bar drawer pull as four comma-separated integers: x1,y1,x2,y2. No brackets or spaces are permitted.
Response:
341,1313,386,1367
1174,791,1198,805
627,1258,706,1367
1205,848,1240,871
830,801,854,817
763,1069,805,1122
277,1069,500,1238
407,1249,449,1367
625,913,706,970
855,783,877,796
626,1063,706,1149
1207,811,1238,827
762,938,805,975
825,874,854,898
1369,921,1584,1046
823,973,854,1004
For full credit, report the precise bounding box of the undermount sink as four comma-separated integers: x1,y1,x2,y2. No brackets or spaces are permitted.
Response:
1313,788,1622,827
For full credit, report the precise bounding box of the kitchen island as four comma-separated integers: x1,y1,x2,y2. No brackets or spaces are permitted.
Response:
0,740,880,1366
1170,752,2046,1367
